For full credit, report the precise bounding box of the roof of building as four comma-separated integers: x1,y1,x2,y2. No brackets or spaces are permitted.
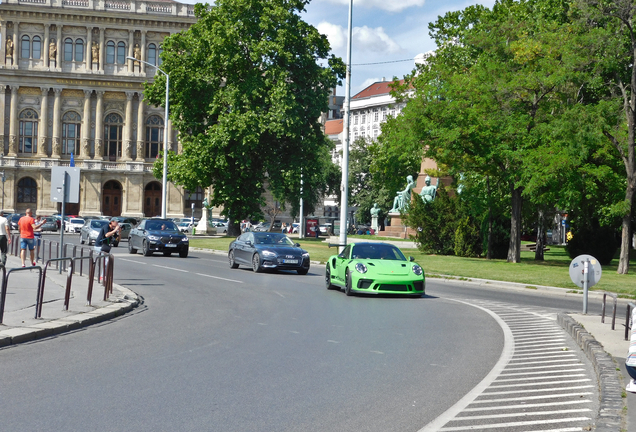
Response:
352,79,405,100
325,119,343,135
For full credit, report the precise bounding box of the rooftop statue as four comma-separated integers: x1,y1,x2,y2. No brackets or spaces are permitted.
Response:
389,175,415,213
419,176,438,203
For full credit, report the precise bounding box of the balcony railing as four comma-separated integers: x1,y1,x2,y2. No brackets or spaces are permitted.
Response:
8,0,196,17
0,157,154,172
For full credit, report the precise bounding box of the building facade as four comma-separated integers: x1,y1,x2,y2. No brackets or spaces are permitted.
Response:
0,0,197,218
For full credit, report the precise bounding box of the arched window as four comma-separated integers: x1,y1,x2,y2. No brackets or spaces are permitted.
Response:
32,36,41,60
157,44,163,66
145,115,164,158
64,38,73,61
147,43,156,66
19,109,38,154
62,111,81,156
104,113,123,160
75,39,84,62
21,35,30,59
17,177,38,204
117,41,126,64
106,41,115,64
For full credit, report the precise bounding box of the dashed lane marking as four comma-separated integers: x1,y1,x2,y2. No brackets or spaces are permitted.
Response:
153,264,188,272
196,273,244,283
120,258,147,265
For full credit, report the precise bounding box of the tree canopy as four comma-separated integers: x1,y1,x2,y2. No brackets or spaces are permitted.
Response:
144,0,345,235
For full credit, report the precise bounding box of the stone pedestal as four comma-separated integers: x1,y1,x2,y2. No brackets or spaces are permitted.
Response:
380,212,415,239
194,207,216,235
371,215,379,234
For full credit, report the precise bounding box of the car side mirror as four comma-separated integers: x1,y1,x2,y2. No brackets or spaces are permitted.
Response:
409,256,415,262
246,241,252,246
295,243,301,247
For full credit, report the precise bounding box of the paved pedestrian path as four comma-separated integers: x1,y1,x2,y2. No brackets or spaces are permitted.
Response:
0,253,139,347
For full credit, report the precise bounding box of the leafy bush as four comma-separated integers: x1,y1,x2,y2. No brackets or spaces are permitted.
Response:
454,216,483,257
405,184,457,255
566,225,618,265
483,215,510,260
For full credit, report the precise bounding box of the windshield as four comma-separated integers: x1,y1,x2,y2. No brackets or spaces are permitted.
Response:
146,220,178,231
91,220,108,229
351,244,406,261
71,219,84,224
253,233,294,246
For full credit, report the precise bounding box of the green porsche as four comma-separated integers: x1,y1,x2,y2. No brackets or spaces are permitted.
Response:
325,242,425,297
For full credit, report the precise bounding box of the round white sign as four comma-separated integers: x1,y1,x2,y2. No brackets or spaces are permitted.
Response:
569,254,602,288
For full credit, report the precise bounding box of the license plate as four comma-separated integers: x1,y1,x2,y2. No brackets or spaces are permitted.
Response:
283,259,298,264
165,244,177,248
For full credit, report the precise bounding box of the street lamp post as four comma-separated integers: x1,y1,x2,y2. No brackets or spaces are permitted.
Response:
128,57,169,219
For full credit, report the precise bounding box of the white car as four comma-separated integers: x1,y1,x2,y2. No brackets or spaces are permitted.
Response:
66,218,85,233
178,222,194,233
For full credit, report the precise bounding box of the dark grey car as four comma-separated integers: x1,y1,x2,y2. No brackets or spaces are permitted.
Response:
128,219,189,257
228,232,310,274
79,219,110,246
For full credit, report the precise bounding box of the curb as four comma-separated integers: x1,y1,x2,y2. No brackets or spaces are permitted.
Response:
0,283,140,348
557,312,625,431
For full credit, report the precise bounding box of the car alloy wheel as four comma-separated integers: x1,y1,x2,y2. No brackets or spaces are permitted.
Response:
142,240,152,256
128,239,137,254
345,269,353,296
252,253,263,273
229,250,239,269
325,266,336,289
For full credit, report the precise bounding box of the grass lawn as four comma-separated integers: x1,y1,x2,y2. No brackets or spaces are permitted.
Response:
190,236,636,297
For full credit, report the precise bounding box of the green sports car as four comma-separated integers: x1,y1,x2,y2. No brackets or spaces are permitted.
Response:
325,242,425,297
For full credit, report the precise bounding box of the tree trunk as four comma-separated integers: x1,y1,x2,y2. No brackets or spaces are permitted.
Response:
227,219,241,237
507,185,523,263
617,179,635,274
535,207,545,261
486,176,493,260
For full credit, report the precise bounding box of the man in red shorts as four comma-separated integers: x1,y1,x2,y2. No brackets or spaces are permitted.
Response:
18,208,45,267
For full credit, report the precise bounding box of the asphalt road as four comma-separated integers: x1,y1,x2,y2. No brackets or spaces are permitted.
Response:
0,235,600,431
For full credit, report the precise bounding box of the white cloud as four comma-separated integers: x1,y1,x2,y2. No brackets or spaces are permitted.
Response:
324,0,426,13
318,22,403,55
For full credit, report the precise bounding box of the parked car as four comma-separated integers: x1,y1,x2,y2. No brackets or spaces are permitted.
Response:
177,221,194,233
118,222,132,241
65,218,85,233
325,242,425,297
128,219,189,257
79,219,112,246
8,214,22,231
228,232,310,274
40,216,59,232
213,221,228,234
253,222,271,232
111,216,139,227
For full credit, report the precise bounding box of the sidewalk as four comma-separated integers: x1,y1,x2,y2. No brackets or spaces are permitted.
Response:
0,253,139,347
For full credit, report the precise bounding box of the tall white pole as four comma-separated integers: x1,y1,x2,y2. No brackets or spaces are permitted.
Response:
338,0,353,253
127,56,169,219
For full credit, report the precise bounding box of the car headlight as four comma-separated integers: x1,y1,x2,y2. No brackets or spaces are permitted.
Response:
182,237,189,242
302,252,310,257
412,265,423,276
355,263,367,274
148,235,161,241
262,250,276,257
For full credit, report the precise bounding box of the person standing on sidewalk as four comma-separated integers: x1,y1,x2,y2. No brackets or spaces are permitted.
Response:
94,219,120,282
18,209,45,267
626,307,636,392
0,211,12,266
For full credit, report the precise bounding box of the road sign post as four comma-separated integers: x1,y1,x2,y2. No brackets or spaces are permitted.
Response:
569,254,602,314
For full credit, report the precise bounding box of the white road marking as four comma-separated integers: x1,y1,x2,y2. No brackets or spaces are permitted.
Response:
120,258,147,265
273,291,285,298
196,273,243,283
483,385,594,395
153,264,188,272
495,373,587,382
470,391,594,403
488,378,591,388
439,417,591,431
463,400,593,411
327,340,340,344
454,408,592,420
370,350,384,354
499,368,585,376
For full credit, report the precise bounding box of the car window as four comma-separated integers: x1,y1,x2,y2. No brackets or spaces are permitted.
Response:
91,220,108,228
254,233,293,245
352,244,405,260
338,245,351,259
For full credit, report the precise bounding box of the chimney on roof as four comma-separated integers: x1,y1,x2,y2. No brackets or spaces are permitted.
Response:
382,77,385,82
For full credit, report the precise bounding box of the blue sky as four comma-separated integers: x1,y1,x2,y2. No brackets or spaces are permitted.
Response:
179,0,494,95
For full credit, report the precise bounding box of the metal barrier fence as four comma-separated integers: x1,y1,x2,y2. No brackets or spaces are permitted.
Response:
601,292,618,330
0,242,115,324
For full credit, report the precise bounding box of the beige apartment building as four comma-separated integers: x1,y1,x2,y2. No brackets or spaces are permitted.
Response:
0,0,198,218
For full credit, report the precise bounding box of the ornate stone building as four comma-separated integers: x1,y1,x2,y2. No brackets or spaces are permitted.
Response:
0,0,197,218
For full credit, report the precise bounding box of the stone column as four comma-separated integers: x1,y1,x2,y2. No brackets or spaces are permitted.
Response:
1,23,8,66
51,88,62,158
98,28,104,73
81,90,92,158
56,25,62,70
140,31,146,74
86,26,92,71
123,91,134,160
43,24,50,68
12,22,19,68
136,96,144,160
8,85,19,156
0,87,6,150
95,91,104,159
38,88,49,157
127,30,134,74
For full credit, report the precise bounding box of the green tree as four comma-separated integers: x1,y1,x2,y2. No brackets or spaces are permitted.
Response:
144,0,345,235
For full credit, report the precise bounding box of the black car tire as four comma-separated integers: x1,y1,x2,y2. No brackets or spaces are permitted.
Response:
252,253,263,273
229,250,239,269
345,269,353,296
128,240,137,254
163,251,172,257
142,240,152,256
179,247,188,258
297,267,309,275
80,235,85,245
325,265,336,289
